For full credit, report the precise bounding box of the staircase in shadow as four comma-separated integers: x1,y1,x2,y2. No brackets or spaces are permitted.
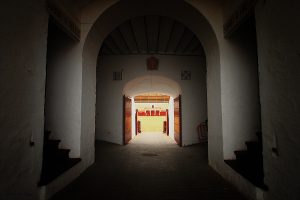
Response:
225,132,268,190
38,131,81,186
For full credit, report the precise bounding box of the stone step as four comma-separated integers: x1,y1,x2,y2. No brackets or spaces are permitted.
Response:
39,130,81,186
225,160,267,190
245,141,262,153
44,130,52,140
225,131,267,190
39,158,81,186
45,139,61,150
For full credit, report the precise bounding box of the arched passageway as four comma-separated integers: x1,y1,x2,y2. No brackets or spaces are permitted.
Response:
81,0,222,170
96,49,207,146
41,0,263,199
79,0,264,197
122,76,182,145
2,1,300,200
82,0,230,197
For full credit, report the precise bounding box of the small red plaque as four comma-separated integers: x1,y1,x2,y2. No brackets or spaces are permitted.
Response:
147,56,159,70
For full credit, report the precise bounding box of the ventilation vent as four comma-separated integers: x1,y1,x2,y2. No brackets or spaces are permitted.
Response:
181,70,191,80
113,71,122,80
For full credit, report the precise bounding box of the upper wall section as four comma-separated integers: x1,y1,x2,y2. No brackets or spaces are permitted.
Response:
81,0,222,56
123,75,182,98
100,15,205,56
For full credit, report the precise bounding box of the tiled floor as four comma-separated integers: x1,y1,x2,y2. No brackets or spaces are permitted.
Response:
51,132,248,200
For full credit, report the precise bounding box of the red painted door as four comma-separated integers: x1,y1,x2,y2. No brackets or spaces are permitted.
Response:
123,96,132,145
166,109,169,136
135,109,138,135
174,95,182,146
137,121,141,133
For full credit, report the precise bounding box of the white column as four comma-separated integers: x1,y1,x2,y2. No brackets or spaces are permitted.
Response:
168,97,175,140
131,98,136,139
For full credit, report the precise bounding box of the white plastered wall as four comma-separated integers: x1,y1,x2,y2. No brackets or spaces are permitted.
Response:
255,1,300,200
96,55,207,146
168,98,175,139
182,1,262,198
131,99,136,138
44,21,82,157
221,2,261,159
0,0,48,199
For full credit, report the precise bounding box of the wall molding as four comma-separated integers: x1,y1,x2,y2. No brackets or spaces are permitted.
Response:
47,1,81,41
223,0,257,38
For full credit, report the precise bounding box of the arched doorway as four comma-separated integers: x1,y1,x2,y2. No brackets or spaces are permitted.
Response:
95,26,208,147
81,0,221,167
43,1,220,198
121,76,183,146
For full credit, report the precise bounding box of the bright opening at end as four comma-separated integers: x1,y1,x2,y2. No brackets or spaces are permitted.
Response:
131,92,176,144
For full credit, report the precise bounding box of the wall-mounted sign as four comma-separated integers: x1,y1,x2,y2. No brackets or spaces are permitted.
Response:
47,1,81,41
113,71,122,80
181,70,191,80
147,56,159,70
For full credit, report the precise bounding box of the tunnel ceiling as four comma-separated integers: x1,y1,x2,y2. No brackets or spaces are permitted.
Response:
100,15,204,56
60,0,95,14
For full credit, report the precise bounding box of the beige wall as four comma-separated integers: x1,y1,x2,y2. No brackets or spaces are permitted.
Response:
138,116,166,132
135,103,169,110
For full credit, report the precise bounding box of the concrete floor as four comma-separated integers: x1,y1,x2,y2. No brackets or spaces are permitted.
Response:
51,132,248,200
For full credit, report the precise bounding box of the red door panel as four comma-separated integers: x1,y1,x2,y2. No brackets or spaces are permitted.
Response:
123,96,132,145
174,95,182,146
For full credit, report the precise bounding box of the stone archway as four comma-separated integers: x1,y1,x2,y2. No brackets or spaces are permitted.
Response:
122,75,182,144
123,75,181,98
81,0,223,170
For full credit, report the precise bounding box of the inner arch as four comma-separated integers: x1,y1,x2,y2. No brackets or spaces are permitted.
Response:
81,0,222,176
123,75,181,98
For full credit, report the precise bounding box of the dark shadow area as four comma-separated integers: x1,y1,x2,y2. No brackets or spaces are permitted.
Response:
224,14,267,190
39,19,81,186
50,140,247,200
